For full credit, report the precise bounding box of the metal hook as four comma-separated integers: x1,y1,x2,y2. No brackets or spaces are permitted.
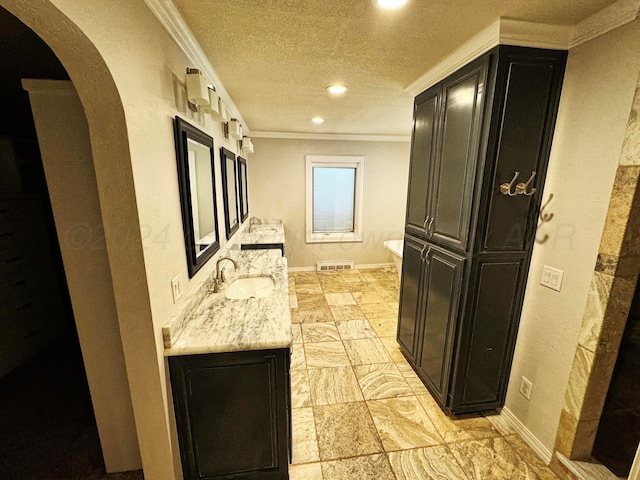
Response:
516,171,537,196
500,172,520,196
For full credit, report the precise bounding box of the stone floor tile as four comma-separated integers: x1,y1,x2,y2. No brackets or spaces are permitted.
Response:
336,319,377,340
289,462,323,480
314,402,384,461
388,445,470,480
322,453,396,480
329,304,365,321
305,341,351,368
292,407,319,464
449,437,540,479
291,370,311,408
308,366,364,405
301,323,341,343
367,396,444,451
343,338,392,365
291,306,334,323
369,316,399,338
324,292,357,306
354,363,413,400
352,291,386,305
297,293,329,309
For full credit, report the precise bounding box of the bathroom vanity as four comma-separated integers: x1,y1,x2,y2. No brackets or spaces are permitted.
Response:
238,217,285,256
164,248,292,480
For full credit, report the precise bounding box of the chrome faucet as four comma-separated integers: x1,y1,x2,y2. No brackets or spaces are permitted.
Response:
213,257,238,293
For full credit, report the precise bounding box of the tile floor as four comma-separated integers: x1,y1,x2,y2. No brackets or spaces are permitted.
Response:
287,267,560,480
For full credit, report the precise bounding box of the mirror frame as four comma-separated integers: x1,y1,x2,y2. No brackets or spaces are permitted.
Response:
220,147,239,239
237,156,249,222
174,116,220,278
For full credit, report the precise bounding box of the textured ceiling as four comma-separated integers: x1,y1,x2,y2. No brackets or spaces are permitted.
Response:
172,0,618,137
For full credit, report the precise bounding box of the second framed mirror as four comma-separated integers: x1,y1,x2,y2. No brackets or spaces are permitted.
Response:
237,156,249,222
220,147,239,238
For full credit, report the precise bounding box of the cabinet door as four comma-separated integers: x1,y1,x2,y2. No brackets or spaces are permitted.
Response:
405,87,440,239
416,245,464,405
169,349,290,480
396,235,427,362
480,48,567,252
429,57,489,251
449,256,525,414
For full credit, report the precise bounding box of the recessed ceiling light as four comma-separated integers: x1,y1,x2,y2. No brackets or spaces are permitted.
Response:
327,85,348,95
376,0,408,9
311,117,325,124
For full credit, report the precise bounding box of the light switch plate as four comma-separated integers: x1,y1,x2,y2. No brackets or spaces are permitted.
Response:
171,274,183,303
540,265,563,292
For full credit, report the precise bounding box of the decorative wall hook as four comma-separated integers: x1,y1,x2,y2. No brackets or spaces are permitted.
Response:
516,171,537,196
500,171,520,196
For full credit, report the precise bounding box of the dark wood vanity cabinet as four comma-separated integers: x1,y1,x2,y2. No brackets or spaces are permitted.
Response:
169,348,291,480
398,45,567,414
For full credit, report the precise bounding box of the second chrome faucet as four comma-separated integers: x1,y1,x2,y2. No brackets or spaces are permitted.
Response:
213,257,238,293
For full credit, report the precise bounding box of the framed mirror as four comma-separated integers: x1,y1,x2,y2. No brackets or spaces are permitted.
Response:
237,156,249,222
220,147,239,238
174,117,220,278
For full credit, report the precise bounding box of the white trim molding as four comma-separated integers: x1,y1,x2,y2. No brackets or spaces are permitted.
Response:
406,0,640,96
251,131,411,143
287,263,394,273
500,407,553,464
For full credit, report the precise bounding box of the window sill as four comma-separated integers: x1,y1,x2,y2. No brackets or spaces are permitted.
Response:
306,232,363,244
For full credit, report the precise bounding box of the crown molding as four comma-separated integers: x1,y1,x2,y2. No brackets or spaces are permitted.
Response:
405,20,501,97
250,131,411,142
406,0,640,97
142,0,249,131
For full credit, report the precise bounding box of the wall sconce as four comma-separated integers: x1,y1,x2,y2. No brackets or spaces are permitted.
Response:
185,68,210,106
228,118,242,140
203,85,220,119
219,100,229,122
241,136,254,154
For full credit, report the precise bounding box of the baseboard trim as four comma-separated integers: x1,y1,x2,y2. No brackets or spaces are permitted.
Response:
501,407,553,464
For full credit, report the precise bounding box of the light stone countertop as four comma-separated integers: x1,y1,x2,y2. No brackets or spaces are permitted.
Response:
237,217,285,247
163,248,292,356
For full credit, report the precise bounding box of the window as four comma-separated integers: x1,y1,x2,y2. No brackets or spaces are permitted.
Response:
306,155,365,243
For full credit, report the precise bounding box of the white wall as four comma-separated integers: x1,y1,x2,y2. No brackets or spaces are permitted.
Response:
507,18,640,452
250,138,410,268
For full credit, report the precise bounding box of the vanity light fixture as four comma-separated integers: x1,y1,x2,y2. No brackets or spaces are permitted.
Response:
327,85,348,95
241,137,254,154
228,118,243,140
204,85,221,119
185,68,210,106
375,0,409,9
311,117,325,124
219,99,229,122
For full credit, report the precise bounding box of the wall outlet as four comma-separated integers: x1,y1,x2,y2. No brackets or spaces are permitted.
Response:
520,376,533,400
171,274,183,303
540,265,564,292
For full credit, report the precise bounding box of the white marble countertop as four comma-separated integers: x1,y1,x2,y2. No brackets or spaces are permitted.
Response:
163,248,292,356
238,217,285,247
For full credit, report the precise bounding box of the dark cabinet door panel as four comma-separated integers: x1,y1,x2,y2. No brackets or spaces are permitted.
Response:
482,50,566,252
430,58,488,251
417,247,464,405
169,349,290,480
450,258,524,413
397,236,426,361
406,89,440,238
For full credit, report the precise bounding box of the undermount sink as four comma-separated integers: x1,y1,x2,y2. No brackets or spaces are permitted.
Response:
225,275,276,300
250,226,279,233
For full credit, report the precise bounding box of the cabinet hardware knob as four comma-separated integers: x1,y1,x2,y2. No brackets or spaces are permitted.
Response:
499,172,520,196
427,218,434,236
423,217,429,231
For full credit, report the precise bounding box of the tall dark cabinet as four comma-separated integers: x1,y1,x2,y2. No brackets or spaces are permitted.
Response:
398,45,567,415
